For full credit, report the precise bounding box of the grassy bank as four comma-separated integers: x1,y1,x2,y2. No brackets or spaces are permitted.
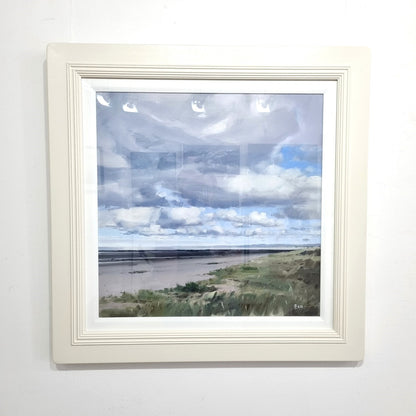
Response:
99,248,320,317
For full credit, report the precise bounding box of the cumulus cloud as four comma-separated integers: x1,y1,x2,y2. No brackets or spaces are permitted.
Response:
100,206,205,234
99,207,161,231
215,209,282,227
97,180,143,208
164,207,204,226
98,204,286,238
248,211,280,226
220,167,321,208
283,203,321,220
215,209,243,224
96,91,324,246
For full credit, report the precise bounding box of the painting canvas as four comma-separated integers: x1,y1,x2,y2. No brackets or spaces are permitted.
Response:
96,91,323,318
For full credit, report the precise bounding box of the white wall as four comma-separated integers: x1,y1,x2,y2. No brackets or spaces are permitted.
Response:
1,1,415,415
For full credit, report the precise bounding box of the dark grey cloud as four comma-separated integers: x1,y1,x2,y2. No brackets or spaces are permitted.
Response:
96,92,323,150
246,144,281,171
183,145,240,174
283,203,321,220
130,152,177,170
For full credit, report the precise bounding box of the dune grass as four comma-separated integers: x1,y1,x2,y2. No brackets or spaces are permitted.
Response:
99,248,320,317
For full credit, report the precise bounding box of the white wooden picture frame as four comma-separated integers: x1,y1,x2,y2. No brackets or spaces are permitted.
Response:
47,43,370,363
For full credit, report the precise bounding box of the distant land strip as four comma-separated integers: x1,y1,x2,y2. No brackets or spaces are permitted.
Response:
98,246,319,263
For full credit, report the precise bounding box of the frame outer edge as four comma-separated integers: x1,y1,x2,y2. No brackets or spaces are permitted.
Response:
47,44,370,363
47,43,369,68
345,48,370,361
47,44,73,362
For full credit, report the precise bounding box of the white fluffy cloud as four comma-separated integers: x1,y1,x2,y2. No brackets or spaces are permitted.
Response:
98,204,285,238
221,166,321,207
99,207,160,231
248,211,280,226
215,209,281,227
99,206,206,233
165,207,204,226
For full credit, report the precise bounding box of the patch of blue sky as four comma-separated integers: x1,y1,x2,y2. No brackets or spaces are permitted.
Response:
99,227,137,249
278,145,322,176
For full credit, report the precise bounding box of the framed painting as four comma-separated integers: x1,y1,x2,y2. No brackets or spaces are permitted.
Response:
47,44,370,363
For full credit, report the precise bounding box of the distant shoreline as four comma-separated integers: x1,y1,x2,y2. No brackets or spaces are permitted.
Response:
98,247,318,264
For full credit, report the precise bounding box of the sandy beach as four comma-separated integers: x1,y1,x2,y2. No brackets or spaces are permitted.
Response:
99,252,267,297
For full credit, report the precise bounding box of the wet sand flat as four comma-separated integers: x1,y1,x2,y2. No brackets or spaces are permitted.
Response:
99,253,267,297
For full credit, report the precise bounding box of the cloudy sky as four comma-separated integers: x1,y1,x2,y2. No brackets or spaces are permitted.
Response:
95,91,323,249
